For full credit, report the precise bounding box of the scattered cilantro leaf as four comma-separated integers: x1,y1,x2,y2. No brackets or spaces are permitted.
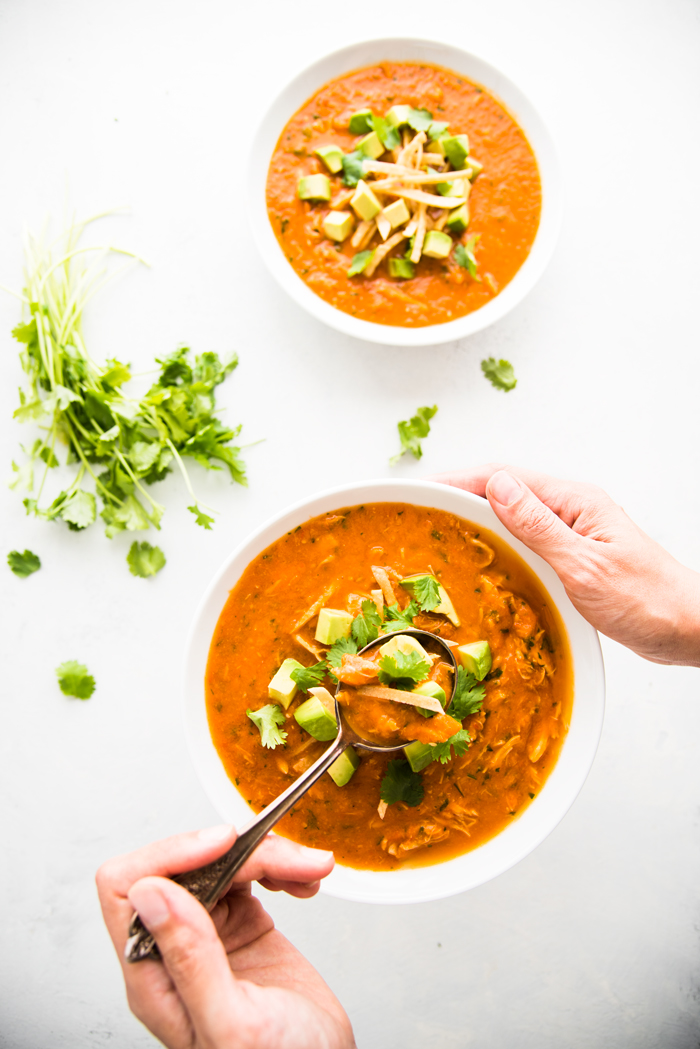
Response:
246,704,287,749
404,575,440,611
378,650,431,690
327,636,358,669
188,505,215,530
7,549,41,578
351,600,382,649
449,667,486,721
291,661,328,693
348,250,374,277
56,660,95,700
341,150,366,187
427,729,471,764
407,107,433,132
381,599,420,633
481,357,518,392
428,121,449,140
127,541,166,578
454,234,481,279
380,759,424,807
390,405,438,465
370,114,400,151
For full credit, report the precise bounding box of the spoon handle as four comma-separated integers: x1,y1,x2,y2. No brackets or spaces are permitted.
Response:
124,733,349,963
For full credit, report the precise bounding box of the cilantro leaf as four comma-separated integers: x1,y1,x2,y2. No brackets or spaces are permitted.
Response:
188,504,215,529
428,121,449,140
351,600,382,649
60,489,96,531
427,728,471,765
381,599,420,633
327,636,358,669
380,759,424,807
348,250,374,277
404,575,440,611
390,405,438,465
481,357,518,392
7,549,41,578
246,704,287,749
449,667,486,721
291,661,328,693
454,234,481,279
406,107,433,133
378,650,431,690
370,114,400,151
127,541,166,578
341,150,366,187
56,660,95,700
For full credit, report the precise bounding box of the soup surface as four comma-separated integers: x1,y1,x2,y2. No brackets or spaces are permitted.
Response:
206,503,572,871
266,62,541,327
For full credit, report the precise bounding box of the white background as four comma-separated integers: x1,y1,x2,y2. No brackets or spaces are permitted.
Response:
1,0,699,1046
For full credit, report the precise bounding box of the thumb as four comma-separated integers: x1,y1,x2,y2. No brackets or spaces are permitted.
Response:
485,470,581,572
128,876,241,1038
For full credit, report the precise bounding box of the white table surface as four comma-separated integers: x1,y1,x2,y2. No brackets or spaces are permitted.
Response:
1,0,699,1045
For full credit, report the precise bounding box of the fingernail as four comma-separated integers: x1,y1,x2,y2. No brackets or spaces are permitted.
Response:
129,882,170,930
488,471,522,507
198,824,234,843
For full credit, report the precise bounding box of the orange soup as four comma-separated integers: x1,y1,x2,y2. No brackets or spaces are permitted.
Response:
206,504,572,871
266,62,541,327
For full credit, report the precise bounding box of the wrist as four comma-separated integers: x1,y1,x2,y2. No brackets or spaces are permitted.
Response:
653,563,700,667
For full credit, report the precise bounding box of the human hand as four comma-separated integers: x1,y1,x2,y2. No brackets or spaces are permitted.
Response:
434,465,700,667
97,826,355,1049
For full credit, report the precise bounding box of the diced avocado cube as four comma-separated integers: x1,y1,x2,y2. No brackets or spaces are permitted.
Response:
442,134,470,170
404,740,434,773
428,121,450,141
323,211,355,242
423,230,453,259
458,641,492,681
388,258,415,280
379,633,430,662
357,131,384,160
349,109,373,135
386,104,412,128
413,680,447,718
314,144,344,174
268,657,304,709
328,746,361,786
443,177,468,198
298,174,331,202
446,204,470,236
315,608,354,645
436,584,460,626
466,157,483,180
294,696,338,741
430,133,450,156
350,179,382,221
382,198,410,229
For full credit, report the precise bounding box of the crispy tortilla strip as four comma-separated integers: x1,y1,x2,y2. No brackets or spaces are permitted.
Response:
357,684,444,714
371,565,397,605
376,211,392,241
351,219,373,249
410,204,427,264
308,686,337,717
388,186,467,208
377,800,389,820
330,189,354,209
368,168,470,185
295,634,327,661
370,588,385,616
364,231,407,277
291,585,337,632
433,212,449,232
398,130,426,168
421,153,445,166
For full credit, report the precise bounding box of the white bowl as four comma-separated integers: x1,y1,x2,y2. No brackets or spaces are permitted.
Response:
248,38,562,347
183,479,604,905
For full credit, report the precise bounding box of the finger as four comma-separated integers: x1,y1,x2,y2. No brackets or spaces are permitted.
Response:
127,876,243,1042
257,877,322,898
485,470,584,571
429,463,506,498
229,835,334,892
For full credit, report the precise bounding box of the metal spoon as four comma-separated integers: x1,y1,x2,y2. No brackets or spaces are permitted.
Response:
125,628,457,962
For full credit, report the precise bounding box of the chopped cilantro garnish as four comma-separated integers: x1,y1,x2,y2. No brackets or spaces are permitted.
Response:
7,549,41,578
246,704,287,749
381,599,420,633
454,234,481,279
56,660,95,700
378,650,431,690
380,759,425,807
481,357,518,392
428,121,449,140
426,728,471,764
370,114,400,151
351,599,382,648
188,505,215,530
404,575,441,611
126,541,166,578
327,636,358,669
406,107,433,133
341,150,366,187
390,405,438,465
290,661,328,692
348,250,374,277
449,667,486,720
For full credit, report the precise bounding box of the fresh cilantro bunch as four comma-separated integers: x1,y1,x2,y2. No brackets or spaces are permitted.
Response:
390,405,438,465
247,704,287,748
56,660,95,700
8,215,248,540
380,759,424,807
450,667,486,720
481,357,517,392
7,549,41,578
378,650,430,690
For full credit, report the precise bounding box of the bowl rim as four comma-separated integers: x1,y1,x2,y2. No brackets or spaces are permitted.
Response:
183,478,605,905
248,36,562,347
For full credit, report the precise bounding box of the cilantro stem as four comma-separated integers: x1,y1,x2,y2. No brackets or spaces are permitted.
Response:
164,438,215,514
